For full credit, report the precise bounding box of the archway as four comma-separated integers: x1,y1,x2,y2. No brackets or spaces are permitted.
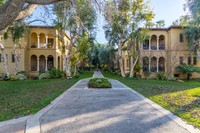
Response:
47,55,54,70
151,57,157,72
31,55,37,71
151,35,157,50
159,57,165,72
143,57,149,72
159,35,165,50
39,55,45,71
30,32,37,48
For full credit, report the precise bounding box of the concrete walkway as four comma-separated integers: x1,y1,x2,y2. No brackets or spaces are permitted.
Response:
1,71,199,133
26,71,200,133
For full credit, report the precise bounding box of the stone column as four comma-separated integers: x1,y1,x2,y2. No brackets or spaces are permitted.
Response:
149,38,151,50
37,57,40,71
45,36,48,48
157,37,159,50
37,35,40,48
157,58,159,72
45,57,48,71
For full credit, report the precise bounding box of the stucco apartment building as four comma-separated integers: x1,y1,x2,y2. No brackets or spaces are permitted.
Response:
123,26,200,79
0,25,70,77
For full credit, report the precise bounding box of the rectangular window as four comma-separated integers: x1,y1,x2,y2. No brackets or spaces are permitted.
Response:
188,56,191,65
180,57,184,65
193,57,197,65
12,54,15,63
179,34,184,42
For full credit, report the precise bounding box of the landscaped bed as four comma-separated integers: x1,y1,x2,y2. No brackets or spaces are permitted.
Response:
0,71,93,122
88,78,112,88
103,72,200,129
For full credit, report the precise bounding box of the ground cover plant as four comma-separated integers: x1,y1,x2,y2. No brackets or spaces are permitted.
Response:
0,71,93,121
88,78,112,88
103,72,200,128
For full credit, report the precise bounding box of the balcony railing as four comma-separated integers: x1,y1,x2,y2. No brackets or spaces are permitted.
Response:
31,43,54,48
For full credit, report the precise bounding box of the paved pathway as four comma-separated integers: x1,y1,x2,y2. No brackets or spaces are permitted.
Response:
1,71,199,133
27,71,199,133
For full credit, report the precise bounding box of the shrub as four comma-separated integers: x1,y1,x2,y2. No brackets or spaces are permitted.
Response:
10,74,27,81
15,74,27,80
88,78,112,88
17,71,26,75
156,72,166,80
134,64,141,74
144,71,151,80
176,65,200,80
49,68,65,78
39,73,50,80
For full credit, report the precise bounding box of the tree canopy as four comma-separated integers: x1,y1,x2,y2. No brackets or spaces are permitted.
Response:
183,0,200,54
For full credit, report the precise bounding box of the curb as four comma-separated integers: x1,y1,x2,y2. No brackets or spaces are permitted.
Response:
25,79,84,133
113,79,200,133
0,115,32,128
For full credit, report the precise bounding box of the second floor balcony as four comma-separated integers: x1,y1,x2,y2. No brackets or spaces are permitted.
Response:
143,35,166,51
30,32,55,49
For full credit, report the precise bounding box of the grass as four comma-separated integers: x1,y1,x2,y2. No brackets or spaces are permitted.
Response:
103,72,200,129
88,78,112,88
0,71,93,122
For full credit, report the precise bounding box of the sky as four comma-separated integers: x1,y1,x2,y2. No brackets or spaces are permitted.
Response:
96,0,187,44
29,0,188,44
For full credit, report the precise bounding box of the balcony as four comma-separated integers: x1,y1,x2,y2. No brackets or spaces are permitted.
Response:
31,43,54,49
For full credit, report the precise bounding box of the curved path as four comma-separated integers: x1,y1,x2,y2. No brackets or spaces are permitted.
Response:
1,71,199,133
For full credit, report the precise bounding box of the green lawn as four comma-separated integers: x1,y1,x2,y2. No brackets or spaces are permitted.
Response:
0,71,93,121
103,72,200,128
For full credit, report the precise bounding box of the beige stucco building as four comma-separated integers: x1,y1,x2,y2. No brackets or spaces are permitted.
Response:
0,26,70,78
122,26,200,79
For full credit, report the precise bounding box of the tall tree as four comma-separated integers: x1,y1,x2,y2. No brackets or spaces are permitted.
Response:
6,22,27,76
156,20,165,28
53,0,97,76
103,0,154,77
184,0,200,58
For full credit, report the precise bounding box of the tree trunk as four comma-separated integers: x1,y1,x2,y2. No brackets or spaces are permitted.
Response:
0,42,10,77
129,55,138,78
66,44,73,77
118,44,125,77
13,43,22,76
66,57,71,77
187,74,190,81
73,65,77,76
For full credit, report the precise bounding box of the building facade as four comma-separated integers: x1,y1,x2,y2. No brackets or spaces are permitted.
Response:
122,26,200,79
0,26,70,78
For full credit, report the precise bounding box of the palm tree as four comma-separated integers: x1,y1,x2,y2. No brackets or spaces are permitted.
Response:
176,65,200,80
